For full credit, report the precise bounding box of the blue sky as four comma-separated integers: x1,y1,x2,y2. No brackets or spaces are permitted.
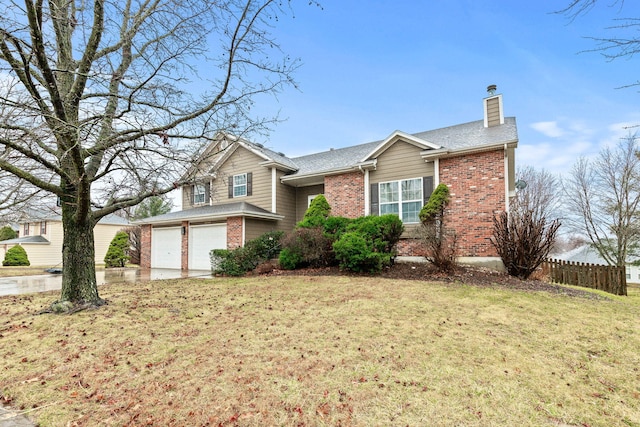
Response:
249,1,640,176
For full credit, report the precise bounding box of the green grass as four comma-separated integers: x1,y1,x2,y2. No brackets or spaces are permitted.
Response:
1,275,639,426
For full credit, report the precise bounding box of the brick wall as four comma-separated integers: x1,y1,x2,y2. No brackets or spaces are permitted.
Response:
140,224,151,268
227,216,243,249
324,172,365,218
439,150,505,257
181,221,189,270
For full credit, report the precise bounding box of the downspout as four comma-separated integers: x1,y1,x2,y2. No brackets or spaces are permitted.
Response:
434,158,440,186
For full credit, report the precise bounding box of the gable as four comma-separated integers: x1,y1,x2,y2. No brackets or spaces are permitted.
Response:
362,131,440,162
370,141,435,183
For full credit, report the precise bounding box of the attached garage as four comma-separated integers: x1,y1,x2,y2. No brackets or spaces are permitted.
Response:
188,223,227,270
151,227,182,269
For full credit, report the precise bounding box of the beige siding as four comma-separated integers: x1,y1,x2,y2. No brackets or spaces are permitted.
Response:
212,146,272,211
294,184,325,222
370,141,434,184
2,221,126,266
245,218,280,243
486,97,501,127
275,170,297,232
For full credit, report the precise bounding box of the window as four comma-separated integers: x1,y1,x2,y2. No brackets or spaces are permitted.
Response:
193,184,206,204
379,178,423,223
233,173,247,197
23,223,29,236
40,221,47,235
308,194,320,207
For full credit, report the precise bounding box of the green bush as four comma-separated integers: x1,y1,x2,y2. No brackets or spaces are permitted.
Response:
0,225,17,241
210,231,284,276
278,248,303,270
3,245,30,266
297,195,331,228
419,183,450,224
104,231,130,267
332,232,389,273
347,214,404,254
323,216,352,241
278,227,333,269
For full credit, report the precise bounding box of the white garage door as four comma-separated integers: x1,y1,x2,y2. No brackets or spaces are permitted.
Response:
151,227,182,269
189,224,227,270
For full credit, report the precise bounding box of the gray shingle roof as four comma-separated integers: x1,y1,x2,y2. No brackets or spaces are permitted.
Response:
0,235,50,244
135,201,282,225
284,118,517,177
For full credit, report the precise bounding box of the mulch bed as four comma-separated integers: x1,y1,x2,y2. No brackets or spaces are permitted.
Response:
263,262,607,300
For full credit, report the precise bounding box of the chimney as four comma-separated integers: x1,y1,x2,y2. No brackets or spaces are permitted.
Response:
483,84,504,128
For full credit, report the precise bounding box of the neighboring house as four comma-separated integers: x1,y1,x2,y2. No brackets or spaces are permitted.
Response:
136,87,518,271
0,209,129,267
554,244,640,285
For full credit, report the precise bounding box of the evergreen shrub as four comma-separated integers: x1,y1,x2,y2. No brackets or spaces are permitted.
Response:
3,245,30,266
104,231,130,267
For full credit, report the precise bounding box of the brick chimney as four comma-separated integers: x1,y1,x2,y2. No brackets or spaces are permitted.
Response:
483,84,504,128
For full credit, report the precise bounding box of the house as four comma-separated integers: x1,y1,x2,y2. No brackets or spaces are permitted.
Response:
554,244,640,285
136,86,518,271
0,209,130,267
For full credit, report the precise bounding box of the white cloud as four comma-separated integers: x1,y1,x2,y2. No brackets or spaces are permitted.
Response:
530,121,565,138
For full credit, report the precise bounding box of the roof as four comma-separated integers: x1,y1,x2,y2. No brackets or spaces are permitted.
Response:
134,201,283,225
554,244,640,265
19,209,129,226
0,235,50,245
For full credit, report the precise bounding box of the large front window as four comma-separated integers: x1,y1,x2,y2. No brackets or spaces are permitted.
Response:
233,173,247,197
379,178,423,223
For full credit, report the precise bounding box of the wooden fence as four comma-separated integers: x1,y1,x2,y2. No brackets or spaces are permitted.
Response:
543,258,627,296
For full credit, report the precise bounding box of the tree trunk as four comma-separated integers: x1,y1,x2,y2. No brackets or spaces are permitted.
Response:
60,206,103,306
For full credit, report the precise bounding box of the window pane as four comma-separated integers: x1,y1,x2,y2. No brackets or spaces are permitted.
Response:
380,203,399,215
234,185,246,197
402,201,421,223
402,178,422,201
234,174,246,185
380,182,398,203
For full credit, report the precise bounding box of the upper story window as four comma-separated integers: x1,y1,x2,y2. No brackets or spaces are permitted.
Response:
23,223,29,236
379,177,423,223
40,221,47,235
228,172,252,198
233,174,247,197
193,184,206,204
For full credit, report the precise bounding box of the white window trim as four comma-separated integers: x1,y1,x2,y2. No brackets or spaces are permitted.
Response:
194,184,206,204
233,173,247,198
379,177,423,224
308,194,320,207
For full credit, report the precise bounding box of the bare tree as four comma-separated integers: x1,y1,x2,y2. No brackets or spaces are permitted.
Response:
0,0,307,310
559,1,640,90
491,166,562,279
563,135,640,285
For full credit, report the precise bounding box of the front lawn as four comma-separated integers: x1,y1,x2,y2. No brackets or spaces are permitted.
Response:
1,275,639,426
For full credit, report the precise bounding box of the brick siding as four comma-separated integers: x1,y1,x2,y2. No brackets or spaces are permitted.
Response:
140,224,151,268
227,216,243,249
324,172,365,218
181,221,189,270
439,150,505,257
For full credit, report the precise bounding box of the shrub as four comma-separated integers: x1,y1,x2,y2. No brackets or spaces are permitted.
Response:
278,227,333,269
323,216,352,241
347,214,404,254
244,230,284,261
3,245,30,266
297,195,331,228
332,232,389,273
418,184,457,272
0,225,17,241
210,231,284,276
104,231,130,267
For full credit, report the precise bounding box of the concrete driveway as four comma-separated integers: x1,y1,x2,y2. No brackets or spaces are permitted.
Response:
0,268,211,297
